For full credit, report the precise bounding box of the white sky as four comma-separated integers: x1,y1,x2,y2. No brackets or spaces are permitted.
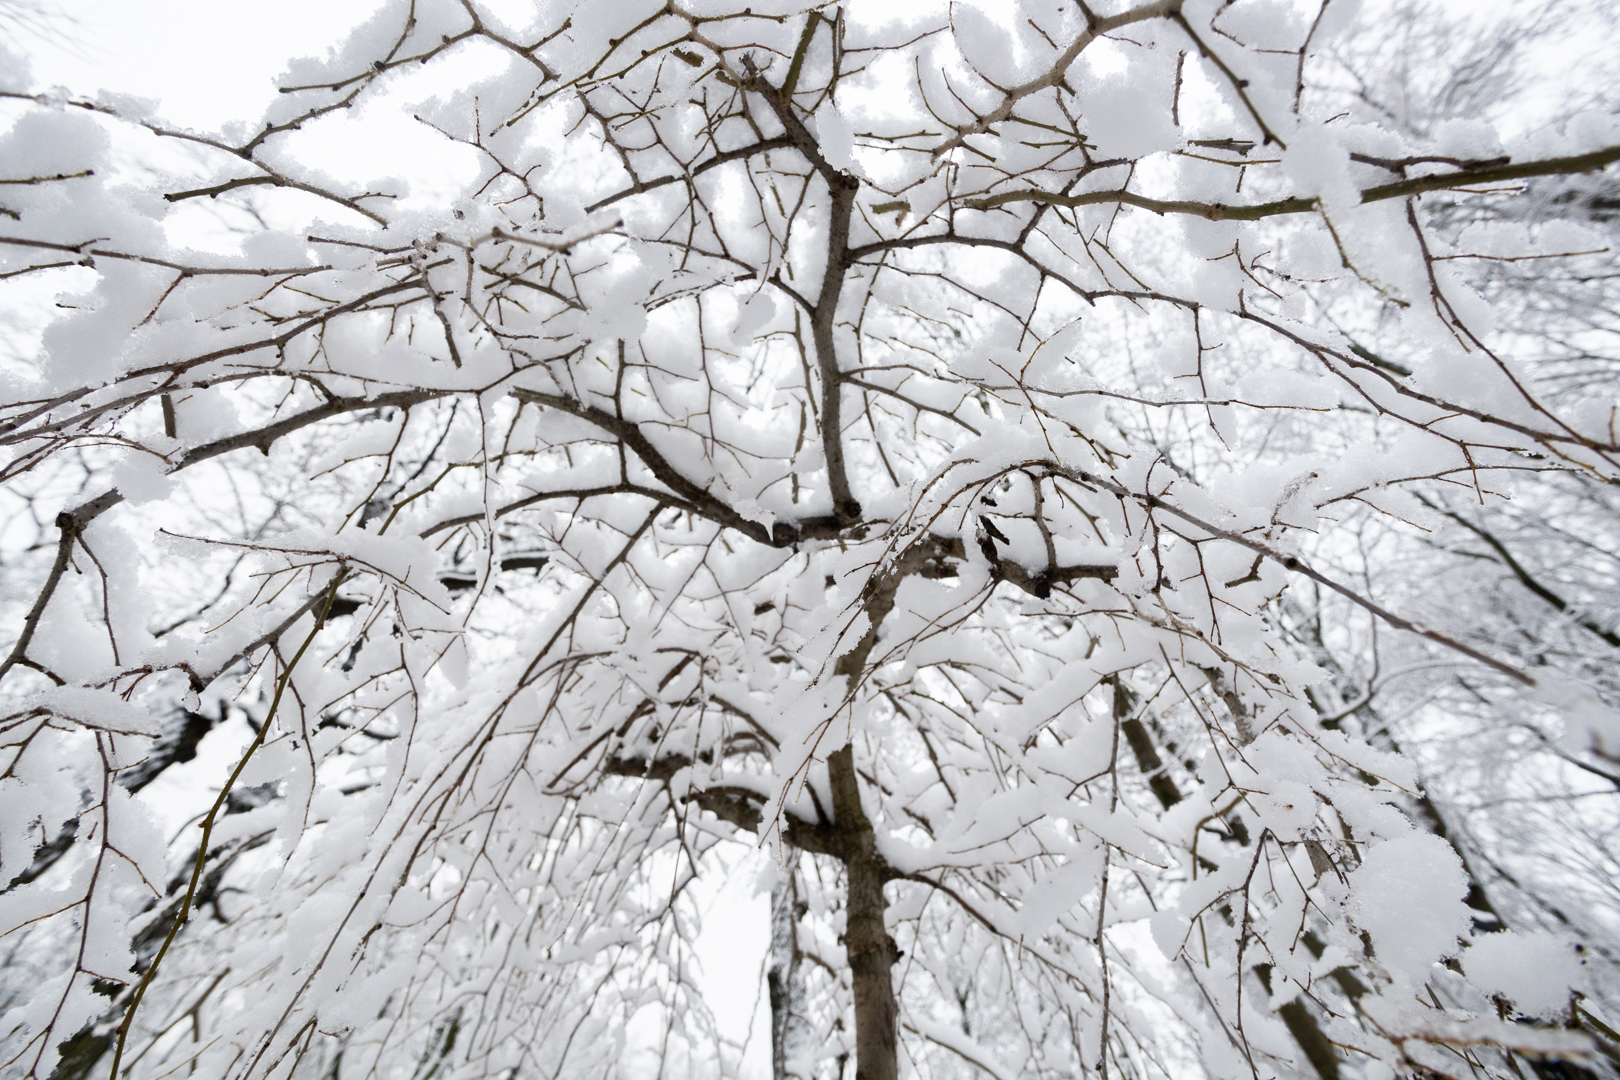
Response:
18,0,382,130
14,1,490,226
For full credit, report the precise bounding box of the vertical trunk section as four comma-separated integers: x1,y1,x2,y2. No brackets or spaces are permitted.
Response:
1256,965,1341,1080
1116,676,1346,1080
1112,677,1184,811
769,854,806,1080
828,744,898,1080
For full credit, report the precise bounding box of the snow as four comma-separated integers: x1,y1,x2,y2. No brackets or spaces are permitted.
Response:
4,1,1619,1077
1350,833,1471,985
1465,931,1584,1019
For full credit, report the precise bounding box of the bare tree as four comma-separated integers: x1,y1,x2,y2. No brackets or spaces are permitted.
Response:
2,3,1619,1080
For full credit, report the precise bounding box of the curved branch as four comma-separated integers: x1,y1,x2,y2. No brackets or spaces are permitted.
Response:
584,136,795,213
1056,463,1536,684
930,0,1186,159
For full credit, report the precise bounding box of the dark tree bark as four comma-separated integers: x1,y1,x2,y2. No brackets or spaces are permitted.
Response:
828,744,898,1080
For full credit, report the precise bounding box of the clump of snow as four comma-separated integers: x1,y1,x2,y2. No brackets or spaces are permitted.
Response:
1537,675,1620,761
111,454,173,505
1250,781,1316,841
1082,74,1180,160
1349,833,1470,984
1283,124,1358,212
1465,931,1583,1018
809,106,859,176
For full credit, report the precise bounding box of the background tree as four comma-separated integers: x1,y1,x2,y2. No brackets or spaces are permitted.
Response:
2,2,1619,1080
1276,5,1620,1075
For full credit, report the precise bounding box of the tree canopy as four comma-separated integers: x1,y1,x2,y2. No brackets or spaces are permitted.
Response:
2,2,1619,1079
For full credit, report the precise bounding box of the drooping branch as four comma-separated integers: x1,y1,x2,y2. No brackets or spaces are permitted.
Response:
511,387,781,544
1421,497,1620,650
0,489,124,688
1052,462,1538,684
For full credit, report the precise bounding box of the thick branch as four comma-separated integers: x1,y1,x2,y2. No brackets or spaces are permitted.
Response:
747,79,862,522
511,388,776,544
1111,678,1184,811
829,743,899,1080
964,144,1620,218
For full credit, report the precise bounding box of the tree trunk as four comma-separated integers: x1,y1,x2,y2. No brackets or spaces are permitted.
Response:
828,744,898,1080
1115,676,1348,1080
769,853,806,1080
1256,964,1341,1080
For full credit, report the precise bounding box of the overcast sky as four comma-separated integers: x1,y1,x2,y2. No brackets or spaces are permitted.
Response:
16,0,382,128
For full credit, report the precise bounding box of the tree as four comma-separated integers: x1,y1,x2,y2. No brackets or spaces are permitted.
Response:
2,2,1619,1079
1281,6,1620,1074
